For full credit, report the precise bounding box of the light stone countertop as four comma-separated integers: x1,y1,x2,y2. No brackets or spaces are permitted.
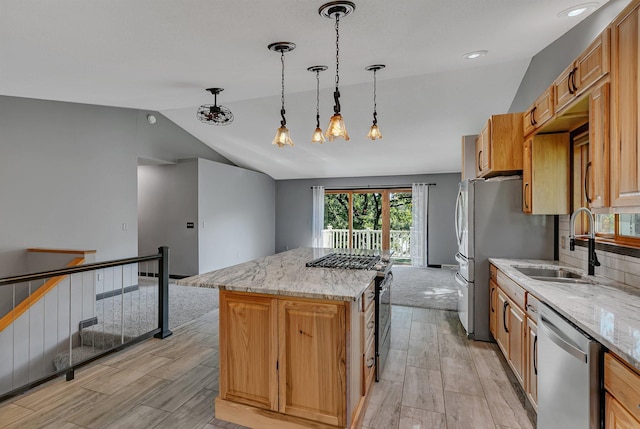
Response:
490,258,640,371
178,247,392,302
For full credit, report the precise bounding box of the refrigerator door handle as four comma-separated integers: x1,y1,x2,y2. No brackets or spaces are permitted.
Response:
455,252,467,265
455,187,463,246
455,272,467,287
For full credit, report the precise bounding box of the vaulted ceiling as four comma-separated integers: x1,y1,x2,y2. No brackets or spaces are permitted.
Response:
0,1,612,179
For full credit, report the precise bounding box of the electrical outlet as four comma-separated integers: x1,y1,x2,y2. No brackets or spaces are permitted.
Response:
122,223,128,231
97,272,103,281
561,236,566,249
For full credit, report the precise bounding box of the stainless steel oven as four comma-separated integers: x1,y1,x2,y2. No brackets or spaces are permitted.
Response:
376,271,392,381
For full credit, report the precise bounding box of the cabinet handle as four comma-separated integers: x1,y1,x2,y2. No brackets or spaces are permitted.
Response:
524,183,530,210
568,70,574,95
585,161,592,204
526,304,537,314
367,320,375,329
490,287,495,313
367,357,375,368
531,106,538,126
533,335,538,375
503,301,509,334
368,290,375,300
571,67,578,93
529,110,535,127
478,150,483,171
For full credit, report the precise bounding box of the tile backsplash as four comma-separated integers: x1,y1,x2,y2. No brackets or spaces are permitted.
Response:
558,215,640,290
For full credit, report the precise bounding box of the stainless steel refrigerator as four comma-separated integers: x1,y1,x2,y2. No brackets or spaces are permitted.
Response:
454,177,554,341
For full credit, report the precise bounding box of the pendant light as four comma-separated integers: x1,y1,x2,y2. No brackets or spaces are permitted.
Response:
196,88,234,125
365,64,385,140
308,65,328,143
269,42,296,148
319,1,355,142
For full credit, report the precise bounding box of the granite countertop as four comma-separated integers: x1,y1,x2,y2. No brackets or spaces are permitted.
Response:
490,258,640,371
178,247,392,302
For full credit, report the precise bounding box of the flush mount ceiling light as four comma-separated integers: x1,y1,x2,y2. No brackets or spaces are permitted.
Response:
269,42,296,148
558,2,598,18
308,65,328,144
365,64,385,141
146,114,157,125
196,88,234,125
463,50,488,60
319,1,355,142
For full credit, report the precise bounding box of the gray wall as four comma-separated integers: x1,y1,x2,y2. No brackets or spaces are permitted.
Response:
138,160,200,276
275,173,460,266
509,0,631,112
198,159,276,273
0,95,232,277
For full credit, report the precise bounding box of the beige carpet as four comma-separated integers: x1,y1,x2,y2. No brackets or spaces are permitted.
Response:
391,265,458,310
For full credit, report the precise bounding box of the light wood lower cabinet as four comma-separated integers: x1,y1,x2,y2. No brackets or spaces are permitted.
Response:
604,352,640,428
606,393,640,429
489,279,498,340
506,300,526,385
218,288,371,429
526,317,538,410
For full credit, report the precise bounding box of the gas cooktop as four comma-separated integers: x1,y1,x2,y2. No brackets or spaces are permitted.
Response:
305,252,381,270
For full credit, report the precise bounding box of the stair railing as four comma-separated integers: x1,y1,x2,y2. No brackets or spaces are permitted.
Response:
0,246,171,401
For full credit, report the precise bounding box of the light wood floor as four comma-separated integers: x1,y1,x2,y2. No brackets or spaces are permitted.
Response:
0,306,535,429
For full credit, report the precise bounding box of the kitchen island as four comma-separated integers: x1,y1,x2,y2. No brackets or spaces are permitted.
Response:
179,248,387,429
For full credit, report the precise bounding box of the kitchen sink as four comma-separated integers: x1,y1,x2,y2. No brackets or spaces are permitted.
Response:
514,266,596,284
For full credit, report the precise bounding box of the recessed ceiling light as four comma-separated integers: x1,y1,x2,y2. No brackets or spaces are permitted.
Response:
146,114,157,125
463,50,488,60
558,2,598,18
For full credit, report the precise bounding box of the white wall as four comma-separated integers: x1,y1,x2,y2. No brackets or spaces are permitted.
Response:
198,158,276,273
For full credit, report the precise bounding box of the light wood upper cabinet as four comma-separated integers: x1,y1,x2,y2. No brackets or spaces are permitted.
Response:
524,87,554,137
554,29,610,113
588,81,610,209
278,299,346,426
219,292,278,410
475,113,524,178
523,133,570,214
611,1,640,208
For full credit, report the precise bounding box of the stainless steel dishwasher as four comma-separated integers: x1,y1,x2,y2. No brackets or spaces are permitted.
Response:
538,303,601,429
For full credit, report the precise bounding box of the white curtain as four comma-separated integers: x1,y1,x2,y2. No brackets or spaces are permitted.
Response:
411,183,429,267
312,186,325,248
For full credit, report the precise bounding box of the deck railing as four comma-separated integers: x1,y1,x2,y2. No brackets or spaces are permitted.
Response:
0,247,171,401
322,229,411,258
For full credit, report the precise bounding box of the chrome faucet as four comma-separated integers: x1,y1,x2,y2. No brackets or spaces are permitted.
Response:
569,207,600,275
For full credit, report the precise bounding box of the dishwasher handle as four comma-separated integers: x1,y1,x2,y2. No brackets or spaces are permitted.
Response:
541,316,588,363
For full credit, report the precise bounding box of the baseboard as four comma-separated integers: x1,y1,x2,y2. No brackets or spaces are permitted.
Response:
95,285,139,301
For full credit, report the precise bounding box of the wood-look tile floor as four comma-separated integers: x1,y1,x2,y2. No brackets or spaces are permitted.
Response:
0,306,536,429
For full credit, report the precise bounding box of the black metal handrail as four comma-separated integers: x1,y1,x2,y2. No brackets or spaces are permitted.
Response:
0,246,172,402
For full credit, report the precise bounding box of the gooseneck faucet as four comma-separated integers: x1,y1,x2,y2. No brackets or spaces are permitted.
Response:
569,207,600,275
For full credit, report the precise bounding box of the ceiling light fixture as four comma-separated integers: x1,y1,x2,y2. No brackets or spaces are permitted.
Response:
308,65,328,144
320,1,355,142
269,42,296,148
146,114,157,125
463,50,488,60
197,88,234,125
365,64,385,141
558,2,598,18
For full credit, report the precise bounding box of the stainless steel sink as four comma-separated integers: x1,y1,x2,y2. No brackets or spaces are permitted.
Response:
514,266,595,284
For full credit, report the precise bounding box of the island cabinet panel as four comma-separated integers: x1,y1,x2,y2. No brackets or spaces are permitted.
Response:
278,299,347,427
611,1,640,208
219,292,278,410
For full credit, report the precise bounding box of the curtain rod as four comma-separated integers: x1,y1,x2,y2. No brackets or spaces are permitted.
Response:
311,183,436,190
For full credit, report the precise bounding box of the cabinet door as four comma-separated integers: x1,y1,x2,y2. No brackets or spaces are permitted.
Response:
606,392,640,429
219,292,278,410
611,2,640,207
554,62,577,112
489,279,498,340
576,29,610,97
507,302,526,386
526,133,570,214
523,139,533,214
526,318,538,410
475,134,483,177
496,289,509,356
588,82,610,209
480,121,491,174
278,300,347,427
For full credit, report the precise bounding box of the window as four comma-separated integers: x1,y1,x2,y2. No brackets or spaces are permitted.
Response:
323,189,412,261
595,213,640,246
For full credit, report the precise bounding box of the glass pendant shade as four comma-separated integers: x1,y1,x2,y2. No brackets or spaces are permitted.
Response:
325,113,350,141
367,124,382,140
311,127,326,144
273,125,294,147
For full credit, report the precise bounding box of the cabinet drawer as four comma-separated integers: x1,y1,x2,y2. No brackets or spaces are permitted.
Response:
526,294,540,321
496,270,526,309
363,337,376,394
604,353,640,422
362,280,376,312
